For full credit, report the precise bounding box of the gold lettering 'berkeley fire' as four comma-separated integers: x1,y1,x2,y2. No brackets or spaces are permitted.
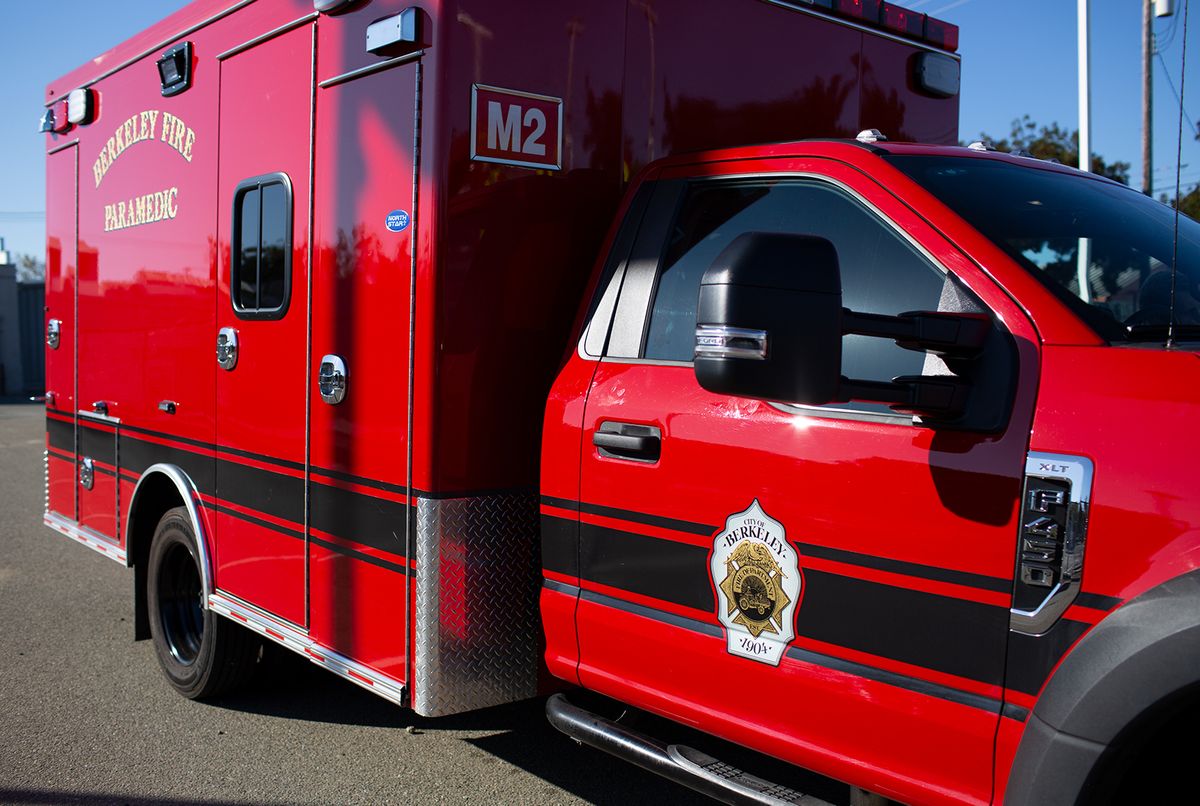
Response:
92,109,196,188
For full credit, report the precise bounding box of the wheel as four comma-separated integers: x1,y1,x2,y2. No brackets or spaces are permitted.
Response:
147,506,261,698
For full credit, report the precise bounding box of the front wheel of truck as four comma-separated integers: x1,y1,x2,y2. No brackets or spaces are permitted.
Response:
147,506,260,698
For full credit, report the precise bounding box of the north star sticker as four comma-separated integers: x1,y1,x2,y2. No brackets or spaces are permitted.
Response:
709,500,802,666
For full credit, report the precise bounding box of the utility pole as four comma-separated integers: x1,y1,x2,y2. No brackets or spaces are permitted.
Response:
1078,0,1092,302
1143,0,1154,195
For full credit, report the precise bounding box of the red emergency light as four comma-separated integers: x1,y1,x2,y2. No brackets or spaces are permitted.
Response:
814,0,958,51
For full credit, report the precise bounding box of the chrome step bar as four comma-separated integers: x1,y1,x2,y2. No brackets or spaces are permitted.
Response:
545,693,831,806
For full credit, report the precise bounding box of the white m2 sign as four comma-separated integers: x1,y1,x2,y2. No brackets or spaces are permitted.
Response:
471,84,562,170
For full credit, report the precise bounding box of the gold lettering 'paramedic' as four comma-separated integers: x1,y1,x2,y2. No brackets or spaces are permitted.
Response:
710,500,802,666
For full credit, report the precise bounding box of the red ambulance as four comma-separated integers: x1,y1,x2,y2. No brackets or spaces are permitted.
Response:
41,1,1200,803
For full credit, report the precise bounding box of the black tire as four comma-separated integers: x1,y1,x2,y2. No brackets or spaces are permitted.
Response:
147,506,261,699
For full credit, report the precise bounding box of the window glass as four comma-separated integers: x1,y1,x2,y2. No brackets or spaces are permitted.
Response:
236,189,260,310
232,175,290,317
644,179,949,396
886,155,1200,341
259,182,288,310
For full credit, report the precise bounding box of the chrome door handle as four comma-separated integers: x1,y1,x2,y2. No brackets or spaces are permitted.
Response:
318,355,347,405
217,327,238,370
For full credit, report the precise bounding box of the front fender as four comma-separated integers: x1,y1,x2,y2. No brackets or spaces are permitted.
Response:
1006,569,1200,804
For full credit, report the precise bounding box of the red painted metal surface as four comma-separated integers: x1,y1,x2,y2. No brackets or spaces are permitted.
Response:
45,148,77,522
212,22,313,626
308,58,418,676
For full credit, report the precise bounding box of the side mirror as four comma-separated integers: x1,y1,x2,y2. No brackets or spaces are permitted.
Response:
694,233,844,405
693,232,989,419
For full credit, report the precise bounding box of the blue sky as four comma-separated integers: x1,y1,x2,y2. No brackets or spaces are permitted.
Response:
1,0,1197,260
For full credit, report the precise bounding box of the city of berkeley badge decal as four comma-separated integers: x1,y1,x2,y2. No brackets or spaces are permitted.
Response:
709,500,802,665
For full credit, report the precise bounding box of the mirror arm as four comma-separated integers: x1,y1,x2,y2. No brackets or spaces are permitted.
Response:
840,375,971,419
842,309,989,358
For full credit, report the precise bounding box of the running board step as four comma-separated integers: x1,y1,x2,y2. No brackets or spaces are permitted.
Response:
545,693,831,806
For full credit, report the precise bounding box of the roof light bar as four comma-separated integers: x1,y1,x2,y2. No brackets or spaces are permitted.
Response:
815,0,959,51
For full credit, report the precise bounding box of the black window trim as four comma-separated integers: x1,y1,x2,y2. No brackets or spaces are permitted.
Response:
231,171,293,321
602,171,994,427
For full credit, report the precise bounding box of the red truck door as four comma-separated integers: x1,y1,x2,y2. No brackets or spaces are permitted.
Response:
572,160,1038,804
213,24,314,626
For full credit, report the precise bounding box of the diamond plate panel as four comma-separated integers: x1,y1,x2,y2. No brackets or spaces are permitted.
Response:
413,492,540,716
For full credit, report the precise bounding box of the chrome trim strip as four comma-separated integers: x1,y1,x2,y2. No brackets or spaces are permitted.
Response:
208,591,407,707
45,0,256,102
44,512,127,564
302,20,316,632
46,139,80,156
77,409,121,425
317,51,424,89
1010,452,1094,634
758,0,960,57
124,464,214,603
404,59,424,706
215,11,317,60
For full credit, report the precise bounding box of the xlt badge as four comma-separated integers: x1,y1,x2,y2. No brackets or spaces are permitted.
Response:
710,500,802,666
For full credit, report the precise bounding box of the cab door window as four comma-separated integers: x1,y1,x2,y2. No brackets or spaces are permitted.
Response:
643,178,960,412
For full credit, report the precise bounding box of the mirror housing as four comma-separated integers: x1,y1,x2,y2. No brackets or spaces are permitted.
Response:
694,233,844,405
693,232,990,420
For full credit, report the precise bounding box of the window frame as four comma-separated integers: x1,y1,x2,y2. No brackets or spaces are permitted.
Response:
599,171,993,426
231,171,293,321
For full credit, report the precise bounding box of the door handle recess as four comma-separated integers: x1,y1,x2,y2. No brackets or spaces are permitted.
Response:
318,355,347,405
594,422,661,462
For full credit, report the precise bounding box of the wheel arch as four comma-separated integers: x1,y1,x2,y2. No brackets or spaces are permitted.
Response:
1006,569,1200,804
125,464,214,640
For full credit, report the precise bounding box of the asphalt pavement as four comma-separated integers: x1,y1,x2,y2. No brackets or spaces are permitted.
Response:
0,403,845,806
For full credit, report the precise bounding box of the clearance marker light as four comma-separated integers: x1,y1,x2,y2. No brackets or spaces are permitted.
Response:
51,100,71,134
67,88,95,126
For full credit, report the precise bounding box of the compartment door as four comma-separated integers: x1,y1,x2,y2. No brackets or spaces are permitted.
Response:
306,60,418,684
213,24,314,626
45,145,77,522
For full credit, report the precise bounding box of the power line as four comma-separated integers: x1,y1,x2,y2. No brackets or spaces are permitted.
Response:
1156,50,1200,139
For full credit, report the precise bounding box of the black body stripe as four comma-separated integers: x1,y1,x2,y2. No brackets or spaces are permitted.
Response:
796,542,1012,594
795,570,1007,685
46,417,74,452
541,495,579,512
79,427,116,466
543,579,579,597
1075,592,1121,612
114,428,406,560
559,497,1018,595
309,535,411,576
580,501,715,536
310,481,407,558
1004,618,1091,696
576,521,1008,686
578,586,1004,715
541,514,579,577
215,455,305,525
580,522,715,612
209,502,303,540
92,465,117,478
311,464,408,496
48,448,73,462
119,435,217,496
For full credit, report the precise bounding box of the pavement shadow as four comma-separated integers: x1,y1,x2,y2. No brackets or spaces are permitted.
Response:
207,649,848,806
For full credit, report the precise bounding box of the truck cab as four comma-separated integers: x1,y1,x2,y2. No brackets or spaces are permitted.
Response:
541,138,1200,805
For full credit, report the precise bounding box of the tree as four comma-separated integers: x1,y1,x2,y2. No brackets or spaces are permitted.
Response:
974,115,1131,184
16,254,45,284
1160,184,1200,222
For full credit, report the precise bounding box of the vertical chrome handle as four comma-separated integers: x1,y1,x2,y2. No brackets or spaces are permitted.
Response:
217,327,238,371
47,319,61,349
318,355,347,405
